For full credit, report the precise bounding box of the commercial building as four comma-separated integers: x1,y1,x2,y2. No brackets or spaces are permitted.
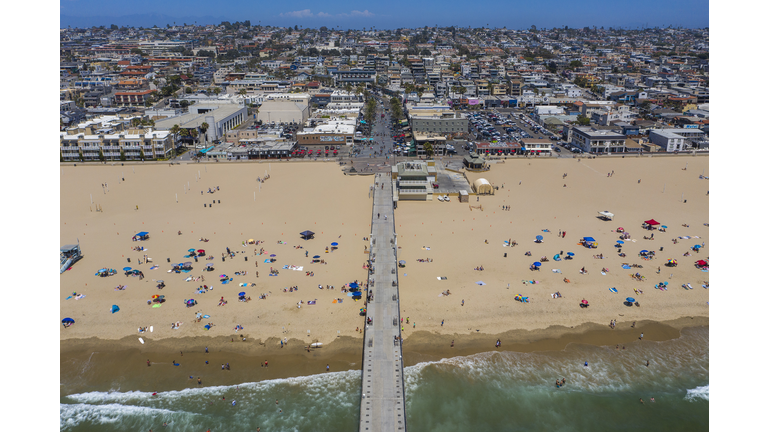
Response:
570,127,628,154
258,99,310,125
60,128,173,161
648,128,707,152
407,102,468,135
155,104,247,143
391,161,435,201
296,118,356,146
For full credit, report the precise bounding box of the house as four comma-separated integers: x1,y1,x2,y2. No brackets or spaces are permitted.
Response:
571,127,628,153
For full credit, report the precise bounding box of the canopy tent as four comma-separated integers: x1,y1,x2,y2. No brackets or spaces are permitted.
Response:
133,232,150,241
300,230,315,240
598,211,614,220
644,219,660,226
473,178,493,195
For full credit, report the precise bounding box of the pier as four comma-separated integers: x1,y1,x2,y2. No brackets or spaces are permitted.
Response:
359,173,406,432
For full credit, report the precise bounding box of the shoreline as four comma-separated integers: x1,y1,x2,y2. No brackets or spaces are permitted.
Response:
61,316,707,397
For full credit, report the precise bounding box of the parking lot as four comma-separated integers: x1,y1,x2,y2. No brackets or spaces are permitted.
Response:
460,107,580,156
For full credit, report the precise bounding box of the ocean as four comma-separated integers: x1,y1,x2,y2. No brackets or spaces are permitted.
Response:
60,327,708,431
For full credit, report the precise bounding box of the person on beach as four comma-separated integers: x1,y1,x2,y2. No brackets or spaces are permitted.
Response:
451,340,454,347
640,333,644,340
496,339,501,348
147,359,151,367
326,364,330,372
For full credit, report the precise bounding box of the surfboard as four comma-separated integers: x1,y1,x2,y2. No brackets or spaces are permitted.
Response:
310,342,323,348
150,326,153,332
139,337,144,344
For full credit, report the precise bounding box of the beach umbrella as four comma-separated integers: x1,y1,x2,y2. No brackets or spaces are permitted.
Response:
349,282,359,289
62,318,75,324
668,259,677,264
533,262,542,267
331,242,339,246
693,244,702,249
187,299,195,304
111,305,120,313
567,252,575,256
97,268,109,273
238,292,246,296
640,250,649,254
197,249,206,254
626,297,636,303
581,299,589,305
553,254,561,261
535,235,543,241
152,294,160,299
123,267,132,271
399,260,406,265
270,254,276,257
188,248,196,252
616,240,624,244
661,225,668,229
696,260,708,266
157,280,164,283
313,255,321,259
203,315,210,319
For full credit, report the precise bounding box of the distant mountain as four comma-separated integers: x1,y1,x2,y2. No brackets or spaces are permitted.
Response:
60,14,229,29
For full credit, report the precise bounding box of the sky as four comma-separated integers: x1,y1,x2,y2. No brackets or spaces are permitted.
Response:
60,0,709,29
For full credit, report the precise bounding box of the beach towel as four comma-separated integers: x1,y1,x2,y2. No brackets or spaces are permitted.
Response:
150,265,158,270
332,299,337,303
181,269,191,273
551,269,562,273
601,272,606,276
75,294,86,300
152,304,161,308
422,246,431,250
609,287,618,293
65,296,72,300
264,259,271,263
221,279,230,284
307,300,316,305
476,281,486,285
622,265,631,269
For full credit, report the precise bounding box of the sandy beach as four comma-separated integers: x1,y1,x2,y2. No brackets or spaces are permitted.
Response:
61,156,708,391
61,161,375,348
395,155,709,339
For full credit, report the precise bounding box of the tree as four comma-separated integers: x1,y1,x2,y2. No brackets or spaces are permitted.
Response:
179,128,190,146
576,115,591,126
212,87,222,96
200,122,209,143
98,148,105,161
189,129,199,147
170,124,181,152
569,60,583,68
423,142,434,157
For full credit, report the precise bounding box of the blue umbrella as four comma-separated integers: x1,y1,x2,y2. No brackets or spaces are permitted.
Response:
188,248,196,252
535,235,543,241
616,240,624,244
238,292,246,296
567,252,575,256
661,225,668,229
349,282,359,289
533,262,542,267
123,267,132,271
62,318,75,324
111,305,120,313
626,297,636,303
640,250,649,253
313,255,321,259
331,242,339,246
270,254,276,257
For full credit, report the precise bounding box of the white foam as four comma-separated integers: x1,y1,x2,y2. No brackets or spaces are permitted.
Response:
685,384,709,401
60,403,185,429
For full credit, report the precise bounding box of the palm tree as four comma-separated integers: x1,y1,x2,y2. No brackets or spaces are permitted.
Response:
189,129,199,148
179,128,190,147
170,124,180,158
200,122,209,144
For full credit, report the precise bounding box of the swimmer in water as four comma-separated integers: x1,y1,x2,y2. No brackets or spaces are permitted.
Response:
584,361,589,367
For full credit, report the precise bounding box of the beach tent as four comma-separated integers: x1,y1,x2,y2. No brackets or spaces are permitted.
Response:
133,232,150,241
111,305,120,314
473,178,493,195
300,230,315,240
583,237,596,247
644,219,660,226
62,318,75,325
598,211,614,220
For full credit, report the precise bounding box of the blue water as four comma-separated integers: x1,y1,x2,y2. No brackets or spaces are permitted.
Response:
60,327,708,431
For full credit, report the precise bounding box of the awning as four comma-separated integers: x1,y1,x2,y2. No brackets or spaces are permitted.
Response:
644,219,660,226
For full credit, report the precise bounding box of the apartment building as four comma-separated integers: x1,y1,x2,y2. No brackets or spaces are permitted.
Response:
60,129,173,161
571,127,628,153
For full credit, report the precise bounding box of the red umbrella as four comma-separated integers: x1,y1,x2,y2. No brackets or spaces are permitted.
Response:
197,249,205,254
581,299,589,305
696,260,708,266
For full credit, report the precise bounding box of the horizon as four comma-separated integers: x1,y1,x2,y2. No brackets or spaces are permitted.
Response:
60,0,708,30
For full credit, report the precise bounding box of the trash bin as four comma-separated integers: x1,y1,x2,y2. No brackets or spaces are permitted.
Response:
204,204,207,207
218,200,220,204
222,257,225,262
504,253,507,258
127,258,131,263
244,256,248,261
167,258,171,262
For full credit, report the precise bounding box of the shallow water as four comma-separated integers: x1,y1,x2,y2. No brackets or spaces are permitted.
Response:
60,327,708,431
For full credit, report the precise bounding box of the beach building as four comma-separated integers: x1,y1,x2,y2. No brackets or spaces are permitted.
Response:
520,138,554,155
463,152,487,170
570,127,628,154
296,118,356,147
155,104,247,143
60,128,173,161
258,99,310,125
648,128,707,152
391,161,435,201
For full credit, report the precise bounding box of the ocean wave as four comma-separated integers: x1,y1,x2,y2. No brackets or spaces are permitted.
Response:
60,403,192,430
404,328,709,396
65,368,362,405
685,384,709,401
